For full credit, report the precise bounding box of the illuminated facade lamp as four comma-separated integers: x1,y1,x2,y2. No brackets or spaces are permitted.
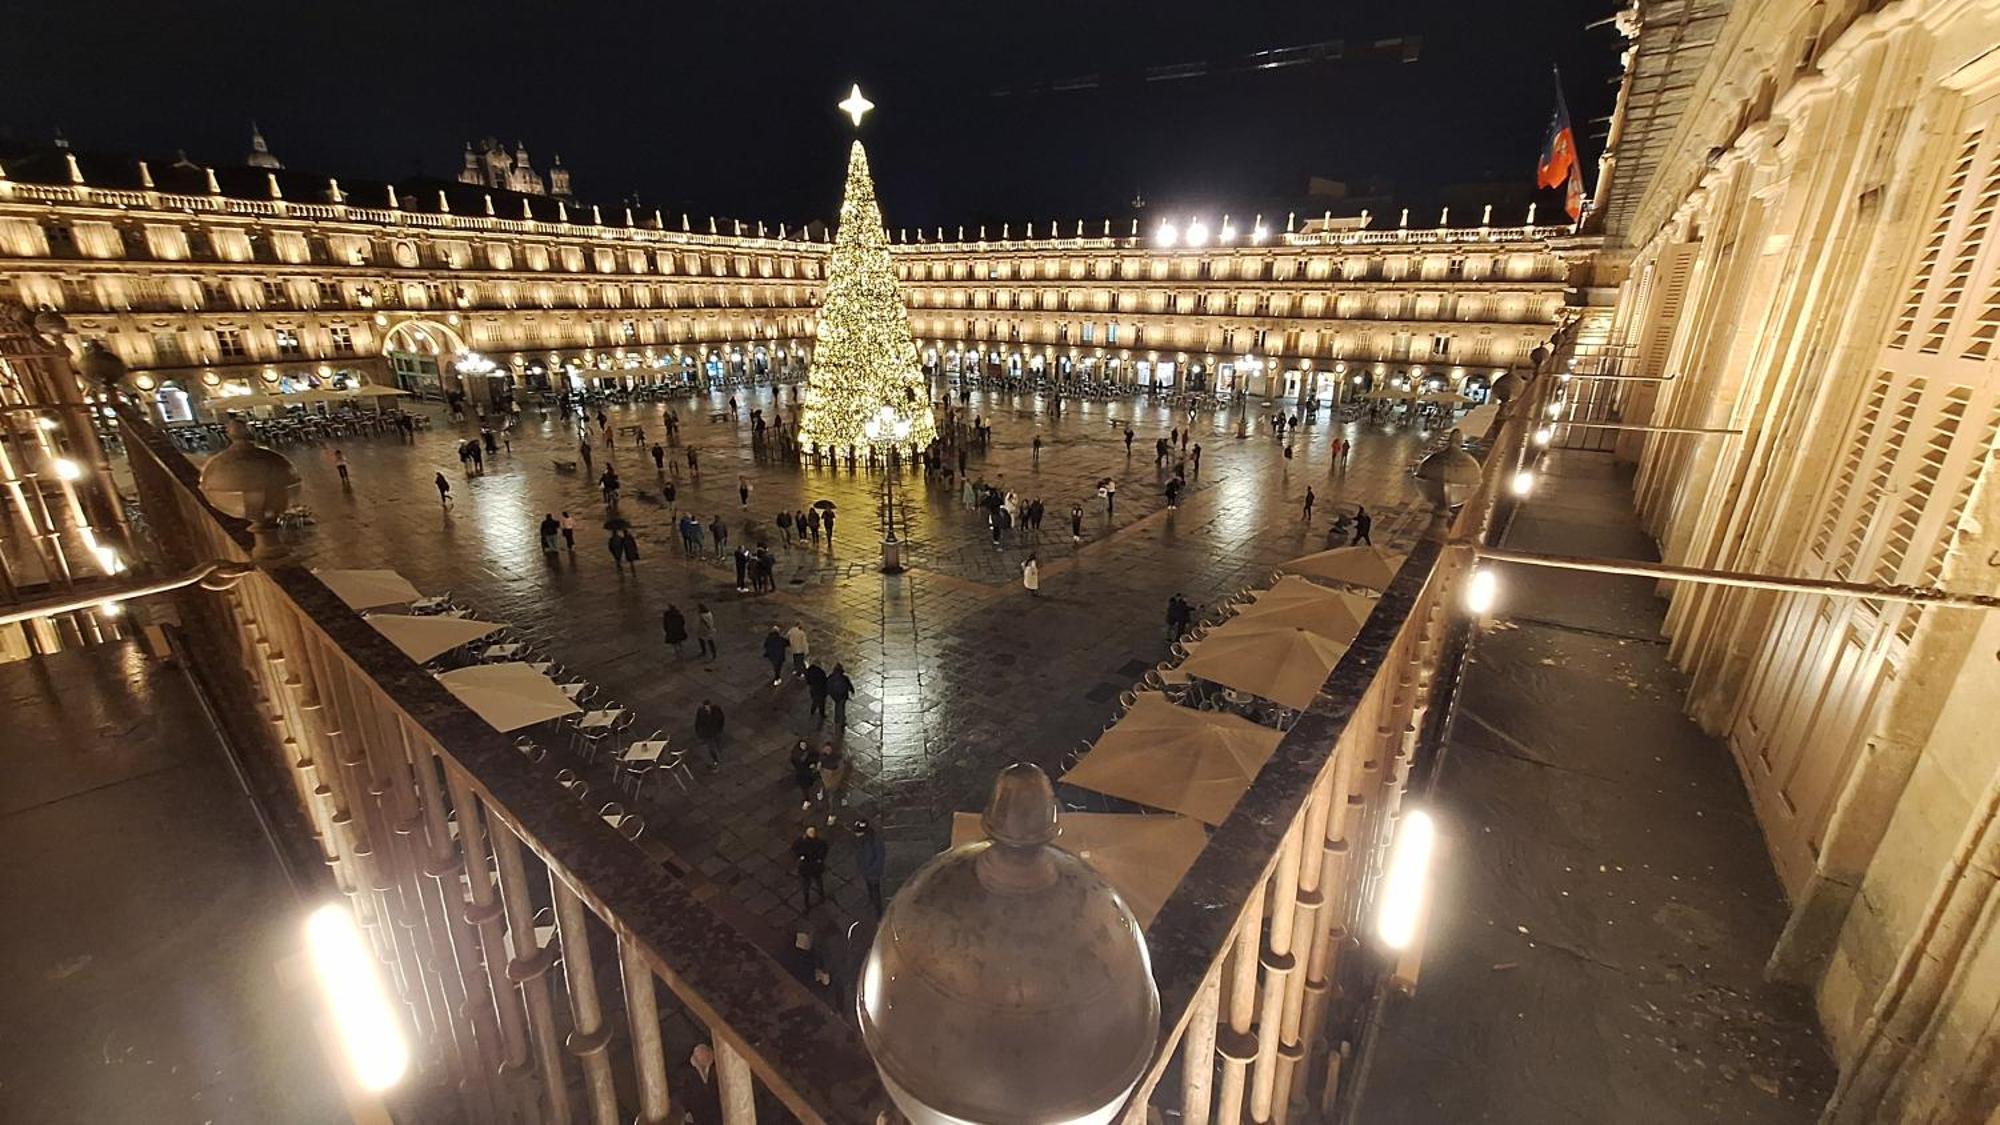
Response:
1463,567,1500,615
52,457,84,482
1219,220,1237,243
1155,221,1180,248
1533,426,1553,446
1184,219,1209,247
1510,469,1536,497
1377,809,1437,950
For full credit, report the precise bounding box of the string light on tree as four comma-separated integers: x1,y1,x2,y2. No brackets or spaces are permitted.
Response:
797,88,939,455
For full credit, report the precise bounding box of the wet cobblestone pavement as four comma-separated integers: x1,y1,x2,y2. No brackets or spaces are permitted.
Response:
264,384,1441,983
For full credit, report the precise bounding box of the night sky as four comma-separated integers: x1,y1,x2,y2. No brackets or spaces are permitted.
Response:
2,0,1619,230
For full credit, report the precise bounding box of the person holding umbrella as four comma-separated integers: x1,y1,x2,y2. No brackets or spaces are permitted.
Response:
815,499,837,545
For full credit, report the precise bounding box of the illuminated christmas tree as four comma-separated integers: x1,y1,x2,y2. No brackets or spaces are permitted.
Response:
796,139,939,453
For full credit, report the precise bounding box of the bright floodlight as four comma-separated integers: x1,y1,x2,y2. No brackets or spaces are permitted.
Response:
1559,371,1573,383
36,415,60,431
1251,224,1269,244
93,544,124,575
1155,221,1180,248
305,903,410,1093
1545,400,1564,418
1218,222,1236,243
1464,567,1499,615
1509,470,1536,497
53,457,83,482
99,599,123,617
1377,809,1437,951
1533,426,1553,447
1184,219,1209,247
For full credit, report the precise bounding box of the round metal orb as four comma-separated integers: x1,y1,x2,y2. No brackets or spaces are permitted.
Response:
198,421,301,558
858,763,1160,1125
1415,429,1483,512
77,341,129,393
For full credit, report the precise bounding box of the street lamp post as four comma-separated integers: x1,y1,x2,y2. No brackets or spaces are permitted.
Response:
864,405,914,574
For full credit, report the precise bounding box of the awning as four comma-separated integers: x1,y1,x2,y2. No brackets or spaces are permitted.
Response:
1061,694,1285,825
950,810,1207,927
436,663,580,732
366,613,505,663
1177,623,1348,711
314,568,423,612
1279,546,1406,593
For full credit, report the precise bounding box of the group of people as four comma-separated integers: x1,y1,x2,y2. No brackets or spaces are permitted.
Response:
457,428,502,474
774,505,836,547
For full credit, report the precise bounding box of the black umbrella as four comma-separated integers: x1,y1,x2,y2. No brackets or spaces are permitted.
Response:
811,499,838,511
603,516,631,531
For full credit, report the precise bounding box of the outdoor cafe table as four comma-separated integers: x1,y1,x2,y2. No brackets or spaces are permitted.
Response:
621,739,669,764
482,643,526,661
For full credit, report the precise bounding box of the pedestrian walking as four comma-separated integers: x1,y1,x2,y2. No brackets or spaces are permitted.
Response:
821,506,836,541
793,826,829,908
434,472,452,507
806,507,822,543
827,663,853,727
1352,505,1373,545
790,740,819,809
1021,554,1040,596
786,621,810,676
686,447,700,478
333,448,349,484
560,511,576,551
579,436,593,472
806,661,829,724
738,476,751,506
1103,479,1117,518
710,515,729,558
1303,487,1316,522
662,604,688,655
1123,424,1134,454
817,742,852,825
1070,502,1084,542
762,625,790,686
538,513,560,555
777,509,793,546
694,699,726,768
651,442,666,471
852,817,886,915
1167,593,1194,640
1191,444,1202,475
696,603,718,661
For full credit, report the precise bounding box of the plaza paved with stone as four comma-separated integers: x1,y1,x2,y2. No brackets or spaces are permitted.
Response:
262,383,1444,984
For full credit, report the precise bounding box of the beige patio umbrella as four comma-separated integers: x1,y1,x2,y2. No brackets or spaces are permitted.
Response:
314,568,424,611
950,810,1207,927
366,613,505,663
1280,545,1406,592
1176,621,1348,711
436,663,580,732
1232,587,1374,645
1061,694,1285,825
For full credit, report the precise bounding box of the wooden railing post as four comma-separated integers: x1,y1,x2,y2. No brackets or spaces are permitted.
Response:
1215,887,1265,1123
491,825,572,1125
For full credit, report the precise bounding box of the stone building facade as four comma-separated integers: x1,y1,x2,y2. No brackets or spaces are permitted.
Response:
1601,0,2000,1117
0,160,1575,420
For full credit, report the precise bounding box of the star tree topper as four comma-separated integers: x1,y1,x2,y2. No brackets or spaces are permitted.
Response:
839,84,875,127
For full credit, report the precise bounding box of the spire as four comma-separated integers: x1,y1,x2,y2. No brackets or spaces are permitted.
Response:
795,140,939,454
138,160,154,189
246,122,282,170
